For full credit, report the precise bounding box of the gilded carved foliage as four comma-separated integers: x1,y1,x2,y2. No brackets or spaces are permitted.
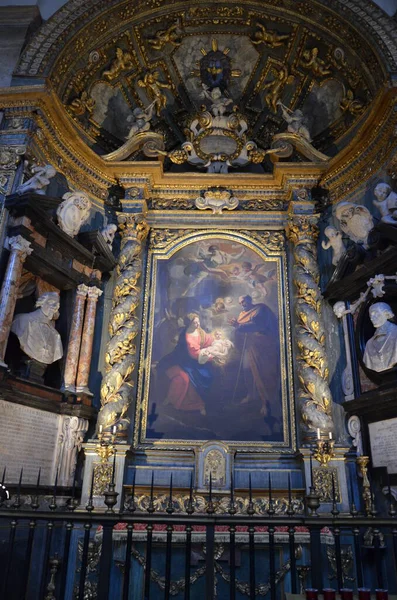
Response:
98,213,149,433
149,229,194,249
287,214,334,433
240,230,285,253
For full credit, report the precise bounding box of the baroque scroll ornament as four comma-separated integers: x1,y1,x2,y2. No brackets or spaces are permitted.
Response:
98,213,149,433
287,215,334,433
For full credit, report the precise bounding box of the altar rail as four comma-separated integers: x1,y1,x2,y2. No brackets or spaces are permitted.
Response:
0,490,397,600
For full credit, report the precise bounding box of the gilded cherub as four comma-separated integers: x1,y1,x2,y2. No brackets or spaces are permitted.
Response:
300,47,331,77
103,48,134,80
262,65,294,113
251,22,289,48
69,91,95,116
137,71,172,116
148,21,183,50
340,89,365,116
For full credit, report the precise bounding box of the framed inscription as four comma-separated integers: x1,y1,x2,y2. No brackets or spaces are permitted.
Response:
369,417,397,473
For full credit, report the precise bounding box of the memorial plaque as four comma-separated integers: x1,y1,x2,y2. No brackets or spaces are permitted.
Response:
0,399,61,485
369,417,397,474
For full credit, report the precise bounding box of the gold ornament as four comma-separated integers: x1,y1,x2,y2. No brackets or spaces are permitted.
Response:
102,47,134,80
262,65,294,113
137,71,172,117
300,47,331,77
251,22,289,48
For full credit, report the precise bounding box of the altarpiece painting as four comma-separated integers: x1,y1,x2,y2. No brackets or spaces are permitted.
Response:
136,231,294,448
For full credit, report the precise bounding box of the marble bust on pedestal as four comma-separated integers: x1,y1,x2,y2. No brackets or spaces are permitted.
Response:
11,292,63,365
363,302,397,372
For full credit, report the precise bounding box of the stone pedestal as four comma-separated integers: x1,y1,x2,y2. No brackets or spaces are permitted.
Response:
81,441,129,511
0,235,32,365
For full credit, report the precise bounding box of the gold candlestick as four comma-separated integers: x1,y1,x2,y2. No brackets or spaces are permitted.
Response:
356,455,372,514
313,438,335,467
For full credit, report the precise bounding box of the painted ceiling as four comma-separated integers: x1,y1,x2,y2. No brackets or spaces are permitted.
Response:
15,0,394,172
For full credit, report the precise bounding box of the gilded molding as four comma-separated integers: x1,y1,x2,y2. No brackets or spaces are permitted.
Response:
98,212,149,434
286,213,334,434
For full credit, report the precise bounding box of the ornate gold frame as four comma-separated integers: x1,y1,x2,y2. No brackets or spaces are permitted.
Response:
134,229,296,453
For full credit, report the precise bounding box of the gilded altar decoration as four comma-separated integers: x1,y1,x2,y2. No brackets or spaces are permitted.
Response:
300,47,331,77
149,229,194,250
313,467,340,502
93,462,113,496
204,449,226,487
148,20,183,50
250,22,289,48
0,146,26,171
68,91,95,116
137,71,172,117
287,214,334,434
103,47,134,80
98,213,149,434
340,89,365,116
262,65,294,114
138,232,291,447
191,39,241,90
195,188,239,214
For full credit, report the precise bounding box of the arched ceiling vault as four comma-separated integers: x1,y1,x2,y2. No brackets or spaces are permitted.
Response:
3,0,397,201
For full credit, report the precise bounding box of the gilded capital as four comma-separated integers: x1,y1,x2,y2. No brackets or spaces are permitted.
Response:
117,213,150,243
6,236,33,259
87,286,103,301
286,215,319,245
76,284,89,297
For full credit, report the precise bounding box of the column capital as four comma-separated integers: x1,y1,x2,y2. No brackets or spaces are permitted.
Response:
117,212,150,242
6,235,33,258
76,283,90,297
87,286,103,301
286,214,319,245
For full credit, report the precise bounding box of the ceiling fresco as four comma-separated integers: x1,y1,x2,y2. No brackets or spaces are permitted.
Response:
14,0,393,173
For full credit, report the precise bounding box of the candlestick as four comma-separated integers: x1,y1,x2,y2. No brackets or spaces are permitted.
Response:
132,469,136,499
329,431,332,440
189,471,193,504
1,466,5,486
90,469,94,499
231,472,234,504
268,472,272,502
36,467,41,491
332,473,336,502
111,451,116,485
209,472,212,502
310,454,313,489
249,472,252,502
317,428,321,440
150,471,154,502
169,473,173,502
18,467,23,494
288,472,292,503
71,472,76,499
99,425,103,434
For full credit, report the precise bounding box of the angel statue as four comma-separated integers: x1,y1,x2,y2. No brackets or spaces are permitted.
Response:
277,101,311,142
262,65,294,113
126,102,156,139
300,47,331,77
251,22,289,48
137,71,172,116
201,85,233,117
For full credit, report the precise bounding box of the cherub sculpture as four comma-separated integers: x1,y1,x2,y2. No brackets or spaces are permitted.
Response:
277,101,311,141
321,225,346,266
262,65,294,113
148,21,182,50
101,224,117,250
17,164,56,196
300,47,331,77
373,182,397,225
137,71,172,116
69,91,95,116
201,85,233,117
251,22,289,48
103,48,134,80
126,102,155,139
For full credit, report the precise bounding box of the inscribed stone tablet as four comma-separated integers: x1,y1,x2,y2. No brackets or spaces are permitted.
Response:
369,417,397,474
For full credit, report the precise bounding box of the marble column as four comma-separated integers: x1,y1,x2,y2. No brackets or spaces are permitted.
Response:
98,212,149,436
286,210,335,439
75,286,103,395
0,235,32,366
56,416,89,487
63,284,89,392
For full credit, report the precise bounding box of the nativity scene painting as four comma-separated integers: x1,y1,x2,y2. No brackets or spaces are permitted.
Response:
141,236,289,444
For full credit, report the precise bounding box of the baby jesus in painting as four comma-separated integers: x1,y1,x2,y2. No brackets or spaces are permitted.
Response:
198,329,234,365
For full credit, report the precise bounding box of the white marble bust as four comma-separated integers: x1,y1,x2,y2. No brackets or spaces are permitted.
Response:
363,302,397,372
11,292,63,365
334,201,374,246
